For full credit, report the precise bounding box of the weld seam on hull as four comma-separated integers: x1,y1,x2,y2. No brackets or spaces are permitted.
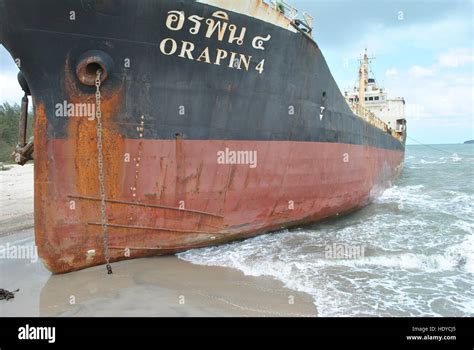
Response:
68,195,224,218
87,222,228,235
108,243,218,251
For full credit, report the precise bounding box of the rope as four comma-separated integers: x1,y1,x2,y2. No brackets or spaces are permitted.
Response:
406,136,474,158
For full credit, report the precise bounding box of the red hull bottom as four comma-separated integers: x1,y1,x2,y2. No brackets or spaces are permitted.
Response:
36,137,404,273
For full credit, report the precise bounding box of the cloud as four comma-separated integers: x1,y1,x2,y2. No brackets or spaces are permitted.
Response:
297,0,471,51
0,44,18,73
437,48,474,68
396,47,473,121
408,65,435,78
0,44,23,103
343,17,471,58
386,66,473,123
0,71,23,104
385,68,399,77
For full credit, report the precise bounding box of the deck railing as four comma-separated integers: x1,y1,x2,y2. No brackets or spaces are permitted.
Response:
268,0,298,19
347,100,404,142
264,0,313,29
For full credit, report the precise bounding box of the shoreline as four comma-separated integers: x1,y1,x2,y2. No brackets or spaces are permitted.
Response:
0,230,317,317
0,165,317,317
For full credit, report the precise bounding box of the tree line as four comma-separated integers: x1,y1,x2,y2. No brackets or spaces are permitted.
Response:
0,102,33,163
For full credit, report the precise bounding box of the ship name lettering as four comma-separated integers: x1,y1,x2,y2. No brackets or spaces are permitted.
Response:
163,9,270,74
160,38,254,72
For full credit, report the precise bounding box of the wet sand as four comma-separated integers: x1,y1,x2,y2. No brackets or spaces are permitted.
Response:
0,165,317,317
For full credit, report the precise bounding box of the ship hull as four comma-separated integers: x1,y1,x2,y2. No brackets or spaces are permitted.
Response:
37,137,403,273
0,0,406,273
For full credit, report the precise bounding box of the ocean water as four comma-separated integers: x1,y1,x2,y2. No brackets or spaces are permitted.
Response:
179,144,474,316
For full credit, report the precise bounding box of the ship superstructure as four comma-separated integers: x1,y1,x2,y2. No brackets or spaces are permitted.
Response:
345,50,407,141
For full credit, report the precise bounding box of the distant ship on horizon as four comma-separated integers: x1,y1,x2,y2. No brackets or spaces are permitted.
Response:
0,0,406,273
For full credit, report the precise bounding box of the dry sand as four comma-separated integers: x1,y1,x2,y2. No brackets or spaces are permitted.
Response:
0,164,34,236
0,165,317,317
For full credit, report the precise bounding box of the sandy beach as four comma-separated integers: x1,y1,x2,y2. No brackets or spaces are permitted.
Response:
0,164,34,237
0,164,317,317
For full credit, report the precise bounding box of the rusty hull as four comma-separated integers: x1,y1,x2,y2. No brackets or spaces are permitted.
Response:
35,123,404,273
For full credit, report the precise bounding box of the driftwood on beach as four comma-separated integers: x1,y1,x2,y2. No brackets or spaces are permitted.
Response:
0,288,19,301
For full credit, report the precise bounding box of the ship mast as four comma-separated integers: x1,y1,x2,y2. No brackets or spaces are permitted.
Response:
358,49,369,115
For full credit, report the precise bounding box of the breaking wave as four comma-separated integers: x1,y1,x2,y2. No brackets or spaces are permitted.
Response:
180,145,474,316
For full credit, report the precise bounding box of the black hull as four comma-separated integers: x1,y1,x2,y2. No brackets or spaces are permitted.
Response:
0,0,405,151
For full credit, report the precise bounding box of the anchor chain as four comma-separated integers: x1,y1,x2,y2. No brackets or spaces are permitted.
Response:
95,69,112,275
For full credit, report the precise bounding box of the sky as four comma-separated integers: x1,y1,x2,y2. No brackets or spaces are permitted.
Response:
294,0,474,144
0,0,473,144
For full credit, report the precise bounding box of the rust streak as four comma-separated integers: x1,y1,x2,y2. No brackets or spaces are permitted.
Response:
64,55,125,200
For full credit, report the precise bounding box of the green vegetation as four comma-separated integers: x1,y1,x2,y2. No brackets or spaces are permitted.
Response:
0,102,34,163
276,2,285,14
